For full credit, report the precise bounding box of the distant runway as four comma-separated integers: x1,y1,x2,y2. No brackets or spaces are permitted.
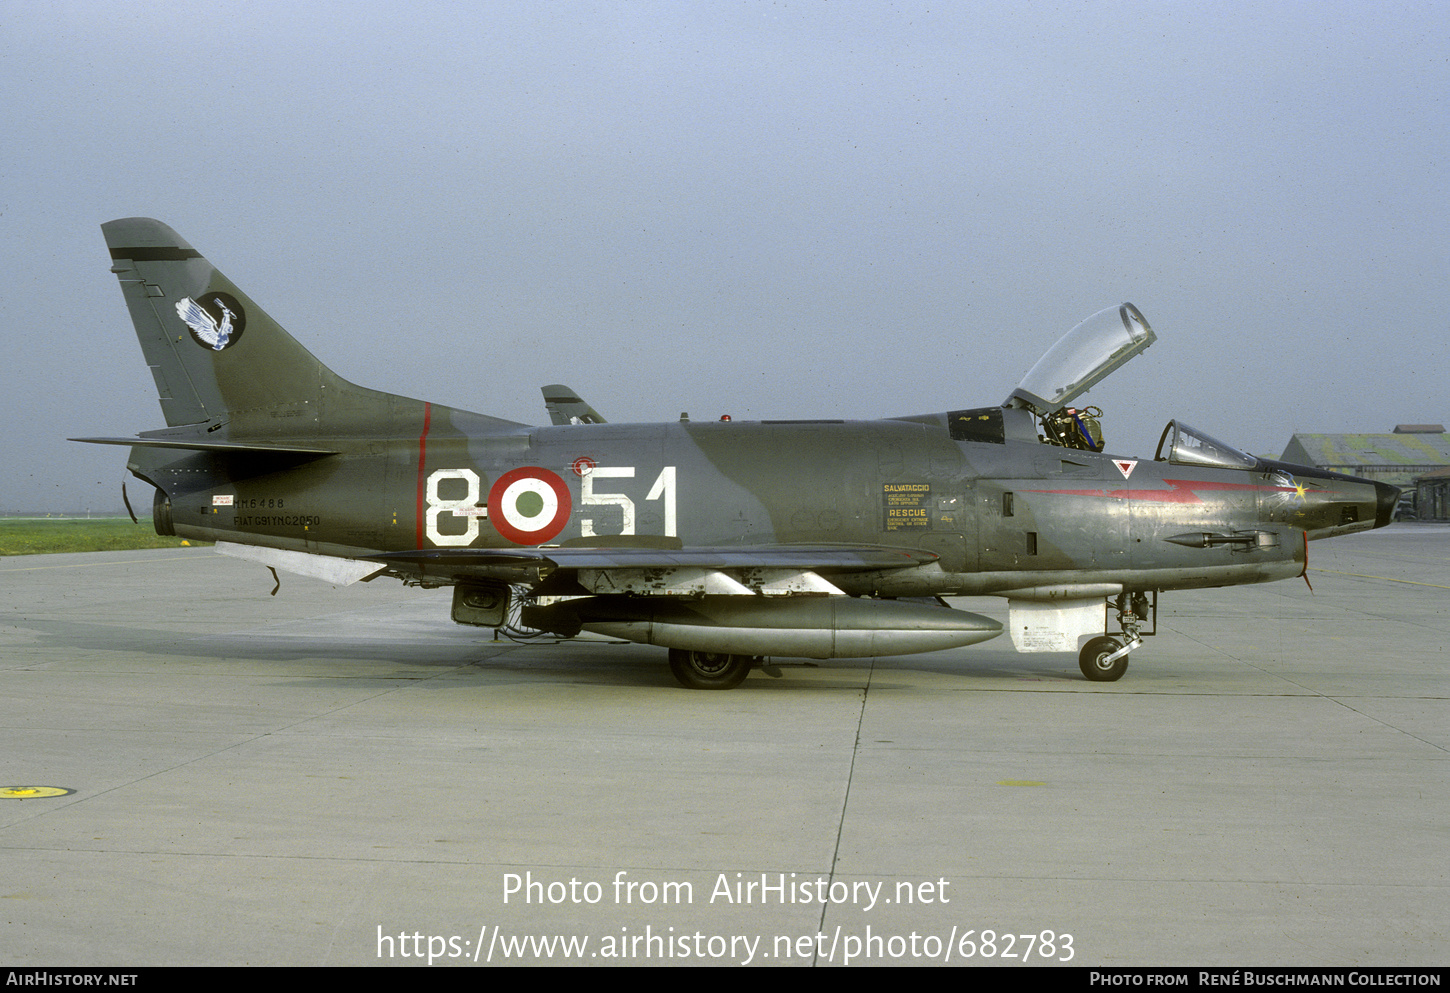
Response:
2,526,1445,966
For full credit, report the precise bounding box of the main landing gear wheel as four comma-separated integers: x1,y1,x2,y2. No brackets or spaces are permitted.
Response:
668,649,753,690
1079,636,1129,682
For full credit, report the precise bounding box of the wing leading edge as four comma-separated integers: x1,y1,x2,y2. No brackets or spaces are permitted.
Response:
368,543,941,596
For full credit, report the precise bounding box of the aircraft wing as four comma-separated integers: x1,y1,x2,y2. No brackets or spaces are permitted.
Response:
370,545,935,569
368,543,939,596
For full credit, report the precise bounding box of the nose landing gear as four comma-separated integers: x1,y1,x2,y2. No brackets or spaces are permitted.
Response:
1078,591,1153,682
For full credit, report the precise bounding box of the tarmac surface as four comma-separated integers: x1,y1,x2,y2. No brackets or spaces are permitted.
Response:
2,525,1445,967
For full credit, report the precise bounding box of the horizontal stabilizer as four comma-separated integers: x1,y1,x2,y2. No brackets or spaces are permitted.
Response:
70,436,337,457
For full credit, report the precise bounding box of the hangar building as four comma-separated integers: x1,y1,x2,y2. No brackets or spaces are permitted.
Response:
1278,426,1450,520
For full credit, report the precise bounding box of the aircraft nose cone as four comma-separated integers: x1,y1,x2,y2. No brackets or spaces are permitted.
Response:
1374,480,1401,529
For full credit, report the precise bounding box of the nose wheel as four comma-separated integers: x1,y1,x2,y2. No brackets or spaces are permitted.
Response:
1079,636,1131,681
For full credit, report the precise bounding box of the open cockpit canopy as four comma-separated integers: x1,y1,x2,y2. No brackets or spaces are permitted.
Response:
1006,303,1156,415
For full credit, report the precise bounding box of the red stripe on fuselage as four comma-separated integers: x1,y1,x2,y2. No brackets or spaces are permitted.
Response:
1024,479,1281,503
414,402,433,548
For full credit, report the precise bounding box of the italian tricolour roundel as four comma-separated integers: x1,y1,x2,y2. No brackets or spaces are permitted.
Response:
489,467,572,545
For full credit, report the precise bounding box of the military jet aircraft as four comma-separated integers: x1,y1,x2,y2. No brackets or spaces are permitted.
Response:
76,218,1399,689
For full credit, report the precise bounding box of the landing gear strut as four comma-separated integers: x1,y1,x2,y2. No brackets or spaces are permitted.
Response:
668,649,755,690
1078,591,1152,682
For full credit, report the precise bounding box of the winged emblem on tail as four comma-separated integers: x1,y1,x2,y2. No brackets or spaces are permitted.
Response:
176,296,238,350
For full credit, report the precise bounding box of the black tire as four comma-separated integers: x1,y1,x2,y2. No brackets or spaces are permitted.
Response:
668,649,752,690
1079,636,1128,682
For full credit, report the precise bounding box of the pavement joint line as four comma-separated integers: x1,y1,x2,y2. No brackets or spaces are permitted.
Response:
1307,567,1450,590
0,554,201,572
816,658,874,965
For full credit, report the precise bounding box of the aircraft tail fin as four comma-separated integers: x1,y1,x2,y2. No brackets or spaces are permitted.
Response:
542,384,608,425
102,217,359,429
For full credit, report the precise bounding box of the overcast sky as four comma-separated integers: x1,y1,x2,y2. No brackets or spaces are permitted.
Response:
3,0,1445,512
